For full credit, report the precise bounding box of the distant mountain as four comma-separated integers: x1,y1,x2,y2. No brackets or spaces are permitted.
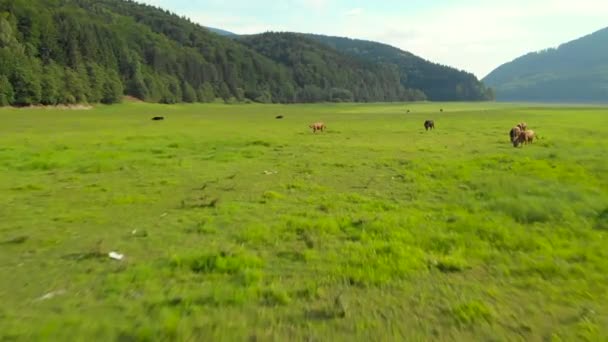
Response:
483,27,608,102
205,27,237,37
306,34,494,101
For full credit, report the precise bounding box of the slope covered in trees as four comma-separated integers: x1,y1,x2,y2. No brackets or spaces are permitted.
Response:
483,27,608,102
306,34,495,101
0,0,297,106
0,0,492,106
239,33,425,102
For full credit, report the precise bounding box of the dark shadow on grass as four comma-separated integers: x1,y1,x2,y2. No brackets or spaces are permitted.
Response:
305,308,345,321
180,197,219,209
62,251,105,261
1,236,29,245
595,208,608,230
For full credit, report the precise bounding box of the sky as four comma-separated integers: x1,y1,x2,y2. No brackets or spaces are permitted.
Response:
138,0,607,79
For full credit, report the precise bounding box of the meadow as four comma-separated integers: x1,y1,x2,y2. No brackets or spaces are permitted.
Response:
1,102,607,341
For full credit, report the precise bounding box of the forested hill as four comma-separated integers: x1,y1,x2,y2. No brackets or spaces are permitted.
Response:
0,0,296,106
483,27,608,102
306,34,495,101
0,0,492,106
239,33,426,102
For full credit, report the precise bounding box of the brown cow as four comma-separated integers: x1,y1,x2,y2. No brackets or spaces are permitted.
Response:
517,122,528,131
424,120,435,131
310,122,326,133
509,126,522,143
513,130,535,147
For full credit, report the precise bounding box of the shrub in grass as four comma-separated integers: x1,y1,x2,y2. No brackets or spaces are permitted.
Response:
172,252,263,275
450,300,495,327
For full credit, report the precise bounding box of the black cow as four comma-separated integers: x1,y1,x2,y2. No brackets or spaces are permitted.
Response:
275,115,284,119
424,120,435,131
151,116,165,121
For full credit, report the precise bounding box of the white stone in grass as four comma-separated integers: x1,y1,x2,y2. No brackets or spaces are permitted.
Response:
36,290,66,301
108,251,124,261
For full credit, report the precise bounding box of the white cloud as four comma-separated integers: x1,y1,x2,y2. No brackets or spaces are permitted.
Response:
345,8,363,17
297,0,328,11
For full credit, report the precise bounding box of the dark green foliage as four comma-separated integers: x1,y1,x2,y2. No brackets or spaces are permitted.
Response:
197,82,215,103
329,88,354,102
239,33,413,103
484,27,608,102
40,63,63,105
306,34,493,101
101,69,123,104
181,82,197,103
0,75,14,105
11,60,42,106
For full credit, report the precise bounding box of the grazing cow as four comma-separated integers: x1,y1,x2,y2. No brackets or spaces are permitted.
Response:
509,126,522,143
440,108,444,112
517,122,527,131
309,122,326,133
513,130,535,147
275,115,284,119
424,120,435,131
151,116,164,121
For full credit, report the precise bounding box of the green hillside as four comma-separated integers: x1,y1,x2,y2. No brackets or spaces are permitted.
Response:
239,32,425,102
0,0,493,106
483,27,608,102
306,34,495,101
0,0,296,105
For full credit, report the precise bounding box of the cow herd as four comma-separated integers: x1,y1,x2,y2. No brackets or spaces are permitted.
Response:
150,113,536,149
308,119,537,149
509,122,536,148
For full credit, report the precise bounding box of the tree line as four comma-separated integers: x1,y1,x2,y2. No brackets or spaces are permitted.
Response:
0,0,492,107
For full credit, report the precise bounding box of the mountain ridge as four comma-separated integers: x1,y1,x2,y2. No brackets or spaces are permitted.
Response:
305,34,494,101
483,27,608,102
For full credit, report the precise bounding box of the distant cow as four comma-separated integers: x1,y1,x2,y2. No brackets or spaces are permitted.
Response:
424,120,435,131
440,108,444,112
407,109,411,113
310,122,326,133
151,116,164,121
509,126,522,143
275,115,284,119
513,130,535,147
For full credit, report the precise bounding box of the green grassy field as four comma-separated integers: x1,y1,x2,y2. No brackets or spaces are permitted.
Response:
1,102,608,341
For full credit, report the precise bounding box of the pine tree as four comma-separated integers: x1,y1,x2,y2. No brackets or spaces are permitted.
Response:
101,69,123,104
40,62,63,105
0,75,14,106
197,82,215,102
182,81,197,103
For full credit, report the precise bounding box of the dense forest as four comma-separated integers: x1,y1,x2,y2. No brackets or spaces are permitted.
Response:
239,33,426,102
307,34,495,101
0,0,493,106
483,27,608,102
